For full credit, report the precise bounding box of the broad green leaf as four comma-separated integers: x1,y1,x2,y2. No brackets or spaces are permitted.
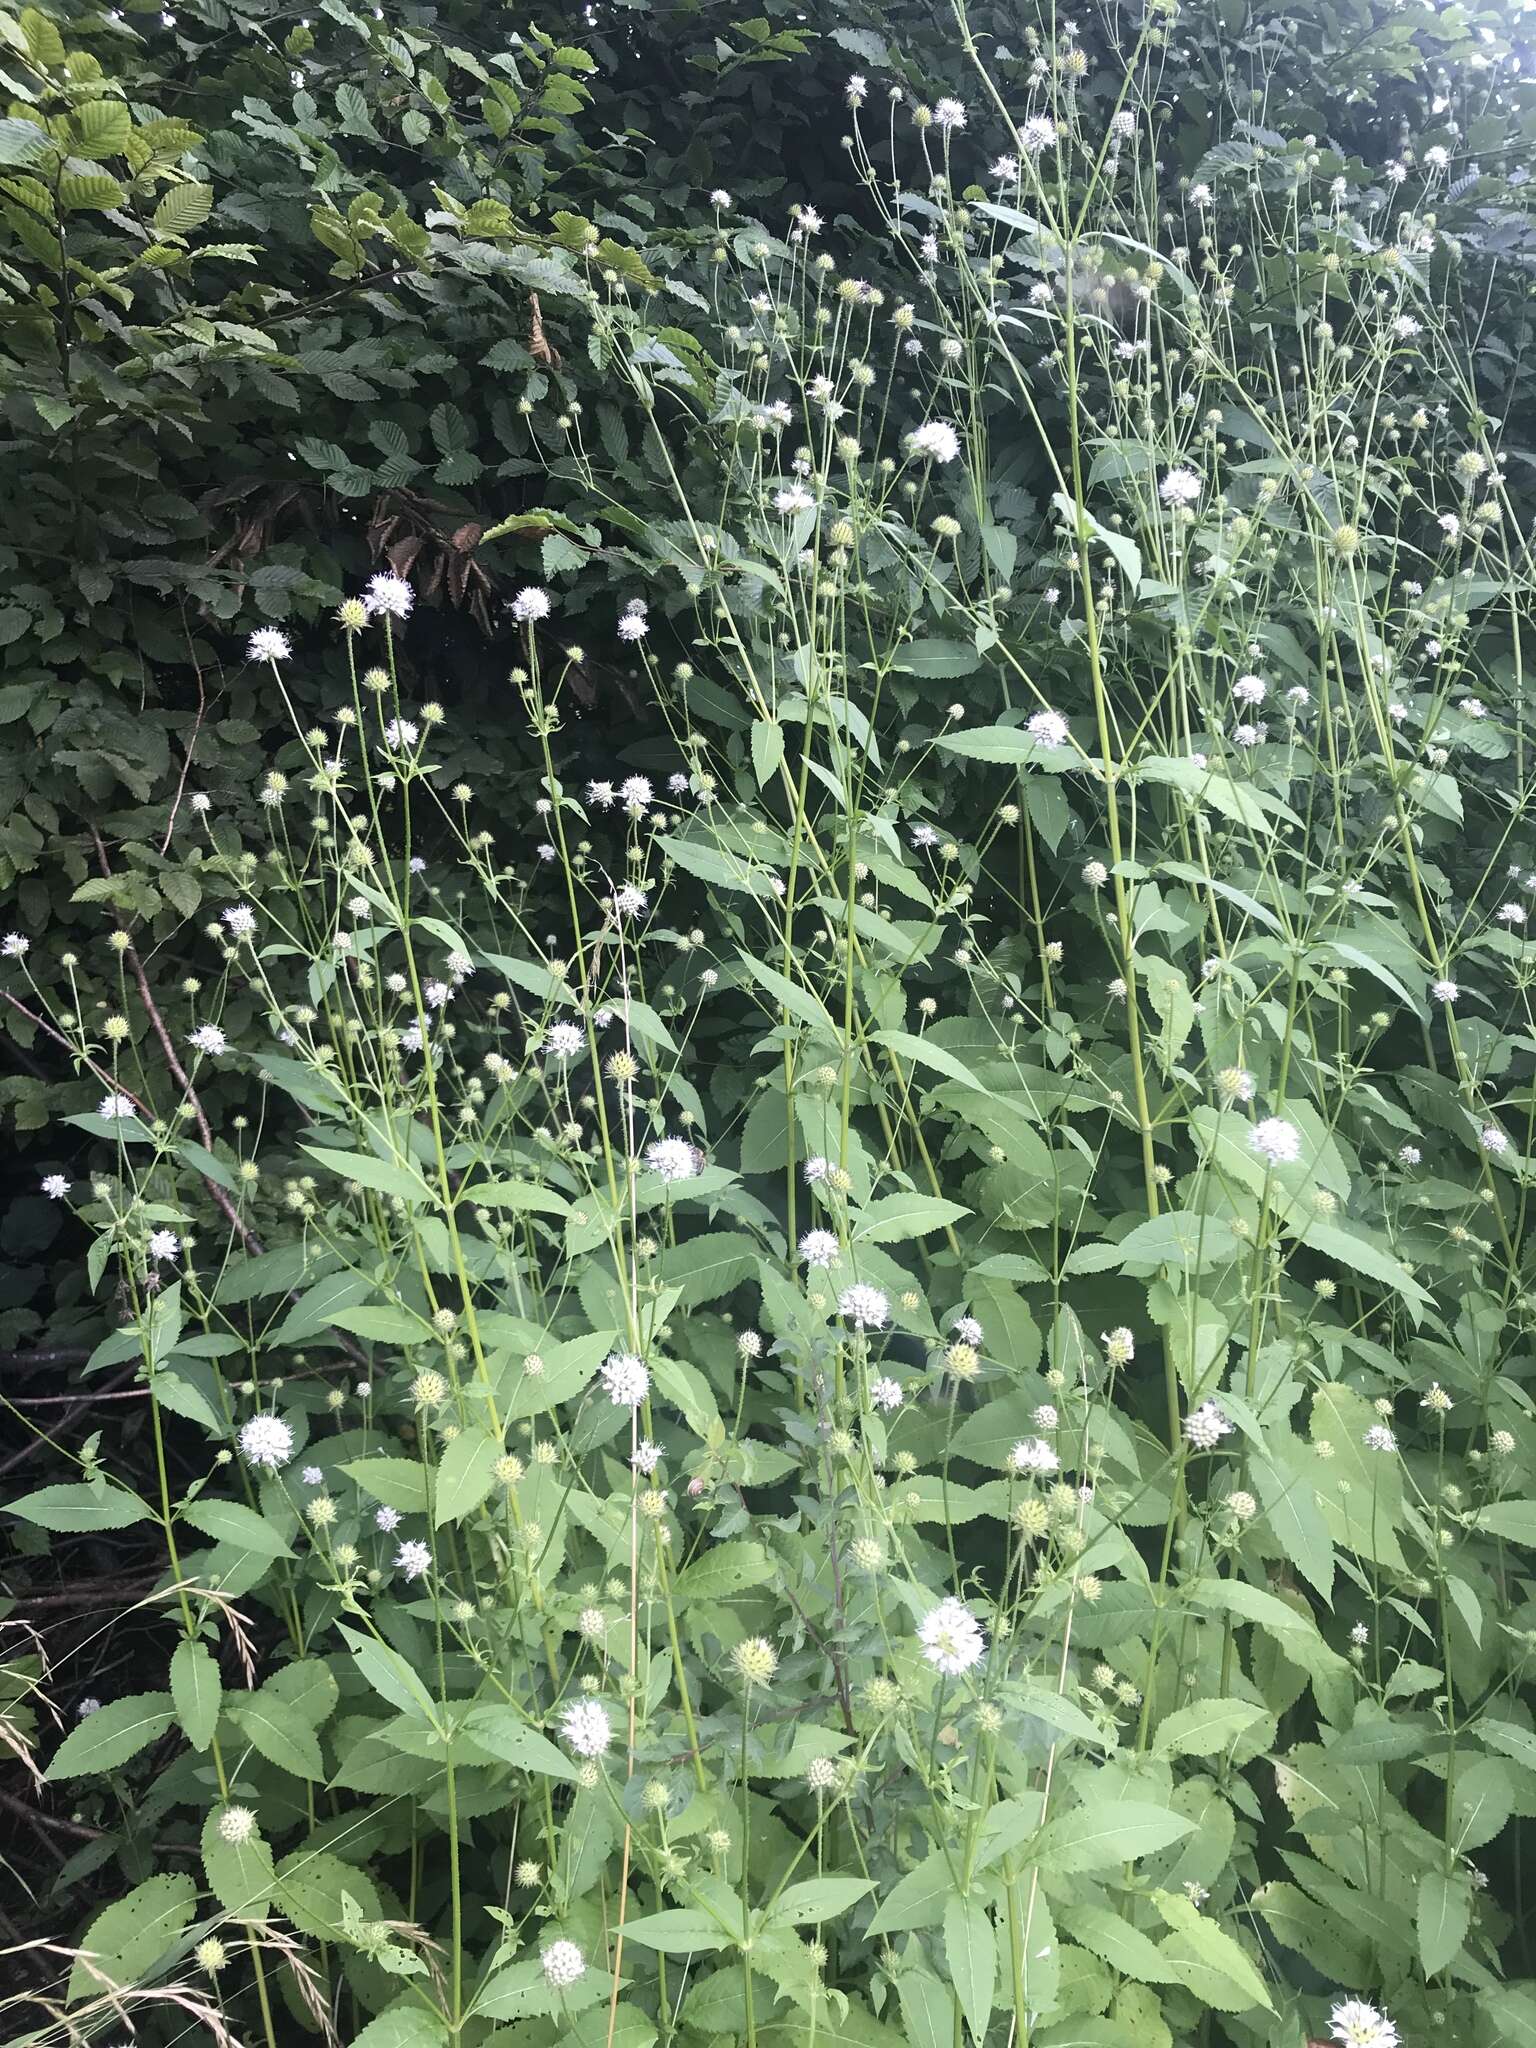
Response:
301,1142,436,1204
855,1193,970,1243
170,1638,221,1752
617,1909,734,1953
461,1704,579,1780
181,1496,294,1559
654,1230,759,1305
228,1692,324,1779
764,1878,873,1928
752,719,785,786
1068,1903,1179,1984
67,1873,197,2002
943,1895,995,2045
201,1803,276,1920
1477,1499,1536,1544
337,1623,439,1724
673,1539,777,1602
349,2009,452,2048
46,1692,174,1779
434,1426,501,1525
328,1303,429,1343
505,1329,613,1419
1153,1892,1272,2012
339,1456,431,1513
1151,1698,1268,1760
274,1848,382,1941
1417,1867,1471,1977
8,1482,151,1531
1047,1799,1194,1872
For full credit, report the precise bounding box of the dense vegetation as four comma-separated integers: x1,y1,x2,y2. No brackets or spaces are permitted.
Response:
6,2,1536,2045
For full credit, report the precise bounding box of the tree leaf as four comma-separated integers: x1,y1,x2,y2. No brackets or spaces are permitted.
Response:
1417,1867,1471,1978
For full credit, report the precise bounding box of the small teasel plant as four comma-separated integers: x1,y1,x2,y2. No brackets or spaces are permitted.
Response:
4,14,1536,2048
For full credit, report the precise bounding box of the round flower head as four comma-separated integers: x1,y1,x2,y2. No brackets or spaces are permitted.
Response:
1159,466,1202,507
600,1352,650,1406
906,420,960,464
544,1020,584,1060
645,1136,698,1183
559,1700,612,1758
1329,2001,1399,2048
1020,113,1056,154
1250,1116,1302,1165
1183,1401,1233,1451
732,1636,779,1686
364,572,413,620
1431,978,1459,1003
42,1174,69,1199
1480,1123,1509,1154
1363,1424,1397,1453
837,1282,890,1330
933,96,966,130
542,1940,586,1990
247,627,291,663
613,884,648,918
1026,708,1069,748
238,1414,295,1471
217,1805,257,1845
99,1092,137,1120
511,585,552,623
799,1228,841,1269
188,1023,227,1056
1009,1437,1060,1475
868,1376,903,1411
394,1539,432,1580
918,1596,985,1677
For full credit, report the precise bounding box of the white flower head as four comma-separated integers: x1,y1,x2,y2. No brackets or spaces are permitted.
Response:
907,420,961,464
869,1376,903,1411
1159,466,1202,507
511,586,552,623
918,1595,985,1676
559,1700,612,1758
394,1539,432,1580
544,1020,584,1060
1183,1401,1234,1451
1250,1116,1302,1165
542,1940,586,1990
1329,2000,1399,2048
933,96,966,130
838,1282,890,1330
1009,1437,1060,1474
188,1023,227,1056
247,627,291,663
363,573,413,620
238,1414,295,1471
1480,1123,1509,1154
645,1136,699,1183
601,1352,650,1406
41,1173,70,1199
1026,708,1069,749
799,1229,841,1269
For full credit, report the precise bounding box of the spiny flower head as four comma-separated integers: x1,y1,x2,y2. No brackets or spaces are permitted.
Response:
238,1414,295,1470
838,1282,890,1329
918,1596,985,1676
600,1352,650,1406
559,1700,612,1757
